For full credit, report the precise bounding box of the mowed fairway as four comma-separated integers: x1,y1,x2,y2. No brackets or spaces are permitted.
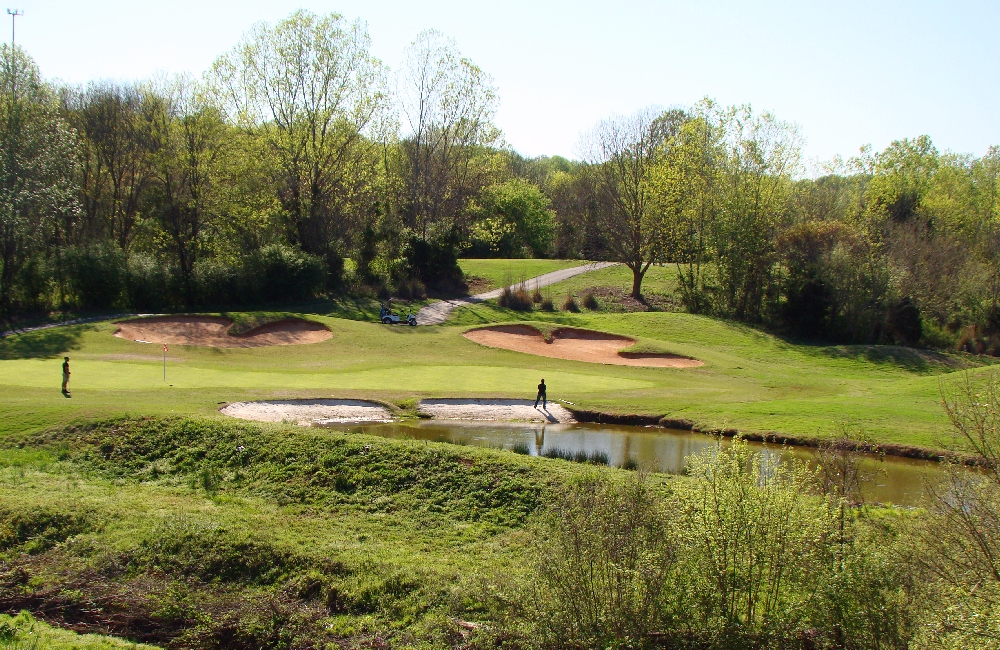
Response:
0,304,991,450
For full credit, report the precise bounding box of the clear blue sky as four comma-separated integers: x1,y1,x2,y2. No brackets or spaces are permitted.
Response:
11,0,999,165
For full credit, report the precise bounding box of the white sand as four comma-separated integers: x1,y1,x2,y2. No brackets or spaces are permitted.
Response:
418,398,576,424
220,399,393,426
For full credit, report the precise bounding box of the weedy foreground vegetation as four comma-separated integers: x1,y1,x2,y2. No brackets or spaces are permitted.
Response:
2,373,1000,649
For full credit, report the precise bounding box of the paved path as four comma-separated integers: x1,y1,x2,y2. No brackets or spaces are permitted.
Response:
415,261,618,325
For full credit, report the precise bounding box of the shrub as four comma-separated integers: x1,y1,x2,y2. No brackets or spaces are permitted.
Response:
562,295,580,312
887,296,922,346
404,232,462,285
532,287,543,303
540,298,554,312
126,252,171,311
393,278,426,300
534,475,676,646
64,244,126,309
498,283,532,311
582,292,599,310
241,244,327,304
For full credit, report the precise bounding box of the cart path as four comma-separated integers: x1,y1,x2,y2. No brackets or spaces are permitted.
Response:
415,262,618,326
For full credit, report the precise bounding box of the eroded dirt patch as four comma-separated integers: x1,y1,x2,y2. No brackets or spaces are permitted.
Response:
463,325,703,368
114,316,331,348
419,398,576,423
220,399,393,425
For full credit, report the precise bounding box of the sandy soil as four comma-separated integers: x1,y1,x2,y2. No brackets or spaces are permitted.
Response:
220,399,393,425
463,325,703,368
114,316,332,348
419,398,576,424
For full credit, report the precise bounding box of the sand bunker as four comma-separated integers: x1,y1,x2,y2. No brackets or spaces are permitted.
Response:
419,398,576,424
114,316,331,348
463,325,703,368
221,399,393,425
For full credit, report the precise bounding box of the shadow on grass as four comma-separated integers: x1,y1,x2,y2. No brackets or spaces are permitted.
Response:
813,343,969,373
0,325,89,360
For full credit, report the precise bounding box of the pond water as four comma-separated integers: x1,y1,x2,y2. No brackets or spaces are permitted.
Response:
324,420,952,507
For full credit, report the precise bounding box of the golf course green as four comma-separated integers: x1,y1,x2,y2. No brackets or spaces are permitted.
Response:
0,260,988,450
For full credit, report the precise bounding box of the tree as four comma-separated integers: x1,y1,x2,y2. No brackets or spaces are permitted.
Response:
0,45,78,320
712,105,801,320
147,75,228,301
66,82,158,251
210,9,390,282
399,30,501,240
584,107,684,298
468,178,555,257
650,106,721,313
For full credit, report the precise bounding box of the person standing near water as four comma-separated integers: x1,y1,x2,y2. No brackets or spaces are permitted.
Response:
61,357,71,396
534,378,546,409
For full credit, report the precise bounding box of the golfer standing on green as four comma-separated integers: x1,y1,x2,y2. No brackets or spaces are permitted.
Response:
534,378,546,409
61,356,71,396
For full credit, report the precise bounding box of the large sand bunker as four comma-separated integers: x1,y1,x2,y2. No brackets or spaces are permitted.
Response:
463,325,703,368
221,399,393,425
114,316,331,348
419,398,576,424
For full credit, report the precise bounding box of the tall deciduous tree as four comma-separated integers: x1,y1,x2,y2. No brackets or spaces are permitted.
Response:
210,9,390,280
148,75,228,300
399,30,500,240
712,105,801,320
0,45,78,319
584,107,684,298
66,82,157,250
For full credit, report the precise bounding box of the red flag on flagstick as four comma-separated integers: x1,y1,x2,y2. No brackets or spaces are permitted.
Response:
163,345,168,353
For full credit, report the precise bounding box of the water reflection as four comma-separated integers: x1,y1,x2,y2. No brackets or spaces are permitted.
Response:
323,420,946,507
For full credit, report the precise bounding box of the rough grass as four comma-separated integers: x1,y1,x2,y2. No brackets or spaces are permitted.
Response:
0,416,608,648
0,611,162,649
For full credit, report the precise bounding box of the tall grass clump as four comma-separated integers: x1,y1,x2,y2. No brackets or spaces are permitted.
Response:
582,291,600,310
562,294,580,312
498,273,532,311
511,441,531,455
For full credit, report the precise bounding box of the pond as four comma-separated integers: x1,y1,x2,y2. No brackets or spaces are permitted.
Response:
323,420,952,507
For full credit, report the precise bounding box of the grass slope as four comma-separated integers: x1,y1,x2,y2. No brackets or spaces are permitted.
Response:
0,612,161,649
0,416,602,648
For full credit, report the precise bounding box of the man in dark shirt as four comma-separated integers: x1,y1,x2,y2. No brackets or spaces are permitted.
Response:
534,378,546,409
61,357,71,395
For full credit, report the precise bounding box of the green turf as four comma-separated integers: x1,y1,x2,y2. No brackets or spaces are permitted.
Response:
541,262,679,298
457,258,587,291
0,301,991,451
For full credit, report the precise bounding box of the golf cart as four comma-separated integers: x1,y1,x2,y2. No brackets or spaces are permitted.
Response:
380,302,417,326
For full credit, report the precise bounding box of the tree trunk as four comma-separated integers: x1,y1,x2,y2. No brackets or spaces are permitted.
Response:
630,264,646,300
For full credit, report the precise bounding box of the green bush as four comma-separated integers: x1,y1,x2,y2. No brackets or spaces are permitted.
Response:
241,244,326,304
65,244,126,309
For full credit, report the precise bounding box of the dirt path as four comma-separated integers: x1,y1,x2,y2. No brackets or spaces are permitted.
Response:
418,398,576,423
416,262,618,325
464,325,704,368
114,316,331,348
221,399,393,425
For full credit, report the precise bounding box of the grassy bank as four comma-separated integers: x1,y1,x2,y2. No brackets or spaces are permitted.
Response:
0,416,599,648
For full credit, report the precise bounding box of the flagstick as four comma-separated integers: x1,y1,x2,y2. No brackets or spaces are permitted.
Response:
163,345,166,381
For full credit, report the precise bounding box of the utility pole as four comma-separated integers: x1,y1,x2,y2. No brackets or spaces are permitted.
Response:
6,9,22,45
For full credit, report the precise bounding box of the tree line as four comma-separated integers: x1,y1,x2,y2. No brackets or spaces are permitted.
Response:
1,9,998,352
